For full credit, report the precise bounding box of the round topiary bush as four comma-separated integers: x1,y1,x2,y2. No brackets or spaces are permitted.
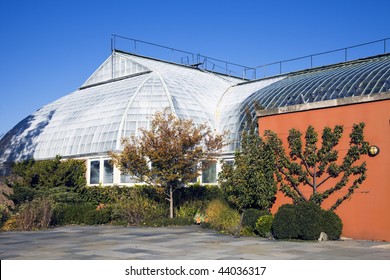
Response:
295,202,324,240
255,215,273,238
272,204,300,239
272,202,344,240
322,210,343,240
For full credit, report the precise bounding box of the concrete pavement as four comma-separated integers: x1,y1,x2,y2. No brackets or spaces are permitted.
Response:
1,225,390,260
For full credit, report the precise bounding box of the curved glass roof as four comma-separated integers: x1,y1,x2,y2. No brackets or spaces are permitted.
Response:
0,51,239,162
1,51,389,163
220,54,390,152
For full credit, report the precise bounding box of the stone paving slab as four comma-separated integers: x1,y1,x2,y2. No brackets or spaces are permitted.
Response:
0,225,390,260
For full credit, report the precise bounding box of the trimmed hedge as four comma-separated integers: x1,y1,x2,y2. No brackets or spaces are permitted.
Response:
272,204,300,239
272,202,343,240
296,202,324,240
322,210,343,240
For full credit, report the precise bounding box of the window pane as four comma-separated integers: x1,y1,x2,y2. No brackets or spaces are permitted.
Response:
103,160,113,184
120,173,137,184
202,161,217,184
90,160,100,184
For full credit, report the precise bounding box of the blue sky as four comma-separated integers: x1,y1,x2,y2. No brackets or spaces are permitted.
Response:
0,0,389,136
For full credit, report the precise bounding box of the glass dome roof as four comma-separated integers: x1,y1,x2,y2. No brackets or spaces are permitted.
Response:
0,51,240,162
1,51,389,164
220,54,390,152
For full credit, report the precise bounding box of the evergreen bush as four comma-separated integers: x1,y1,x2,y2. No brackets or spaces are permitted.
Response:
272,204,300,239
322,210,343,240
272,202,343,240
53,203,96,225
295,202,324,240
84,207,112,225
242,208,270,230
255,215,273,238
7,157,86,205
174,184,223,207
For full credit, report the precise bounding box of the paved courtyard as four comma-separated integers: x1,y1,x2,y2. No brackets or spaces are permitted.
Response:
1,225,390,260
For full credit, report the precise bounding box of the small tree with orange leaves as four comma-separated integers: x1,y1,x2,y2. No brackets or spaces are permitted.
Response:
111,108,224,218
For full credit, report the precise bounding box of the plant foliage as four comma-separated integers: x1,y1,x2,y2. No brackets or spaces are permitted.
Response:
265,123,369,210
255,215,273,238
220,111,277,212
7,156,86,205
272,202,343,240
111,108,225,218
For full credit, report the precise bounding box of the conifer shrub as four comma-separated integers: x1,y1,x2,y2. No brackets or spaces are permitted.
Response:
295,202,324,240
8,157,86,205
322,210,343,240
272,204,300,239
53,203,96,225
272,202,343,240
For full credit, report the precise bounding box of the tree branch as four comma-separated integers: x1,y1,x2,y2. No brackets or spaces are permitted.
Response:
277,166,308,202
316,174,333,189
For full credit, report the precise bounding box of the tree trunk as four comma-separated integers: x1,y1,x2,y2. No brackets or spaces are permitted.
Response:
235,211,245,238
169,186,174,219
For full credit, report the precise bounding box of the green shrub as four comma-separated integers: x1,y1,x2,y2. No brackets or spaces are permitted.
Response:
296,202,324,240
84,207,112,225
174,185,223,206
272,203,343,240
53,203,96,225
272,204,300,239
80,185,165,205
176,200,205,219
322,210,343,240
8,157,86,205
240,226,257,236
242,208,270,230
205,199,240,235
255,215,273,238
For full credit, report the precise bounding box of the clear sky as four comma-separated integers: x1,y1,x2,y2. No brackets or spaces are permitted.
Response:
0,0,389,136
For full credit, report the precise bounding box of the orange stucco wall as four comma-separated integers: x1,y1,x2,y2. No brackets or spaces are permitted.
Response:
258,99,390,241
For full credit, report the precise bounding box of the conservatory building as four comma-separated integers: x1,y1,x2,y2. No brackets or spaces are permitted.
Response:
1,43,390,241
0,49,389,187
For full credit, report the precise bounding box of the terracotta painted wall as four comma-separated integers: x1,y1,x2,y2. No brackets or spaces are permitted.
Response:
258,99,390,241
